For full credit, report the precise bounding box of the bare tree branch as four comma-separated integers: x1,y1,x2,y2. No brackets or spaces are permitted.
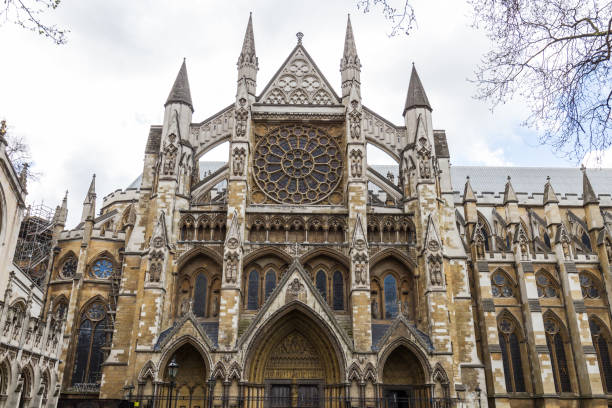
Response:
0,0,68,45
356,0,417,36
1,120,41,182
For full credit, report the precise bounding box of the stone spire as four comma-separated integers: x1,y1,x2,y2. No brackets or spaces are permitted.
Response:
543,176,559,205
341,15,361,100
165,59,193,112
237,13,258,97
503,176,518,204
404,64,431,114
81,174,96,223
582,167,598,205
463,176,476,203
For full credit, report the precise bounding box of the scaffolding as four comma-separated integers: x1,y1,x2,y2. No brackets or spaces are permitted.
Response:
14,203,55,287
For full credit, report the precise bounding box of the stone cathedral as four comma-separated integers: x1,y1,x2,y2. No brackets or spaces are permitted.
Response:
46,15,612,408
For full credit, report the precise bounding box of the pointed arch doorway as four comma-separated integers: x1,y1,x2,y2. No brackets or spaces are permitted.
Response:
245,307,345,408
380,344,431,408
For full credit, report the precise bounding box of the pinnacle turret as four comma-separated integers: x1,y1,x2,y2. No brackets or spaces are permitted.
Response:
81,174,96,223
55,190,68,226
341,15,360,71
404,65,431,114
582,167,598,205
237,13,258,97
503,176,518,204
463,177,476,203
543,176,559,205
238,13,257,69
165,59,193,112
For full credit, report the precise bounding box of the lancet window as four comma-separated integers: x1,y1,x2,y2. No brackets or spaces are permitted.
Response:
193,273,207,317
544,317,571,392
498,316,526,393
590,318,612,393
332,271,344,310
384,274,398,319
265,270,277,300
247,270,260,310
71,302,108,385
316,270,327,301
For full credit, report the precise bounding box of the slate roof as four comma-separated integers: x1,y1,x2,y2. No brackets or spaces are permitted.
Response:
404,65,431,113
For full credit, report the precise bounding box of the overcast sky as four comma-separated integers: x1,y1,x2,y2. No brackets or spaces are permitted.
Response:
1,0,607,228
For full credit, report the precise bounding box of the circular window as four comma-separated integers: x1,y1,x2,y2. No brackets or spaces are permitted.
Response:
92,259,113,279
61,257,77,279
253,125,342,204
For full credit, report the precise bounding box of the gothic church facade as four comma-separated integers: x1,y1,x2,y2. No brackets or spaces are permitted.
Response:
47,15,612,408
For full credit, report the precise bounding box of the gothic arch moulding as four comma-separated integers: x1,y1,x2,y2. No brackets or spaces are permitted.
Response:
176,246,223,270
156,335,213,382
377,337,432,383
243,246,293,266
300,248,350,269
369,248,416,271
241,302,347,384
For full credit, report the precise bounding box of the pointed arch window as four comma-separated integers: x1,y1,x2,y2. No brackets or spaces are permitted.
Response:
71,302,108,385
193,273,207,317
477,217,491,251
536,272,559,298
491,271,514,298
384,274,398,319
265,270,276,300
579,272,600,299
498,317,526,393
544,318,571,392
247,270,259,310
581,231,592,252
60,255,78,279
590,318,612,393
333,271,344,310
316,270,327,301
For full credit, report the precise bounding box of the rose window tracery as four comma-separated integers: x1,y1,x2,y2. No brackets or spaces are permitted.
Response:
253,125,342,204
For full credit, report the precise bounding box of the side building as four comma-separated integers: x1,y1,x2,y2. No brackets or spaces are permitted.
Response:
0,121,64,408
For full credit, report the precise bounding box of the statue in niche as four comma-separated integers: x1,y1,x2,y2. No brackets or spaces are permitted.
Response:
162,134,178,176
429,257,443,286
149,262,161,282
224,253,238,284
212,295,219,317
606,240,612,262
562,241,571,260
371,298,379,319
235,98,248,138
233,147,246,176
349,100,362,139
350,149,363,178
419,159,431,179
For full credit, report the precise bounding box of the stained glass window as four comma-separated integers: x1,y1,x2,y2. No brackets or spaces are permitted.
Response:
92,259,113,279
253,125,343,204
316,270,327,301
247,270,259,310
498,317,526,392
193,273,207,317
536,272,559,298
71,303,107,385
61,256,77,279
332,271,343,310
590,318,612,392
544,318,571,392
265,270,276,300
384,275,398,319
579,272,600,299
581,231,592,251
491,271,514,298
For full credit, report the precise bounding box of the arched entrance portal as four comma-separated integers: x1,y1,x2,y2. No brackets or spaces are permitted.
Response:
380,345,431,408
246,308,344,408
161,342,209,408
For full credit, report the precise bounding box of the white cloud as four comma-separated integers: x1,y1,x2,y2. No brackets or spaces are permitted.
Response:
0,0,567,227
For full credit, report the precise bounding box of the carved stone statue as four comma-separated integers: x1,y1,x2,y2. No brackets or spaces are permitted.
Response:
149,262,161,282
429,257,443,286
606,240,612,262
224,253,238,283
350,149,362,178
349,100,362,139
562,241,571,260
235,99,248,138
371,299,379,319
233,147,246,176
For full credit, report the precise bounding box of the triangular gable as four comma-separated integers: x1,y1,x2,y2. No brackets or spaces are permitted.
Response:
352,214,368,247
258,45,341,106
237,258,352,351
154,311,216,351
373,315,434,353
150,211,170,250
423,214,441,252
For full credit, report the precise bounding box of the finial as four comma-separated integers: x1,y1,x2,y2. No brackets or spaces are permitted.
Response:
546,176,550,182
580,164,586,172
296,32,304,44
466,176,470,180
507,175,511,181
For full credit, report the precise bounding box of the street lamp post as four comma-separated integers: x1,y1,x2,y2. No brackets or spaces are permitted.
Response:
167,357,179,408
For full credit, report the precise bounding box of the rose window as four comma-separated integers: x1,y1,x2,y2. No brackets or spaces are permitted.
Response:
253,125,342,204
92,259,113,279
